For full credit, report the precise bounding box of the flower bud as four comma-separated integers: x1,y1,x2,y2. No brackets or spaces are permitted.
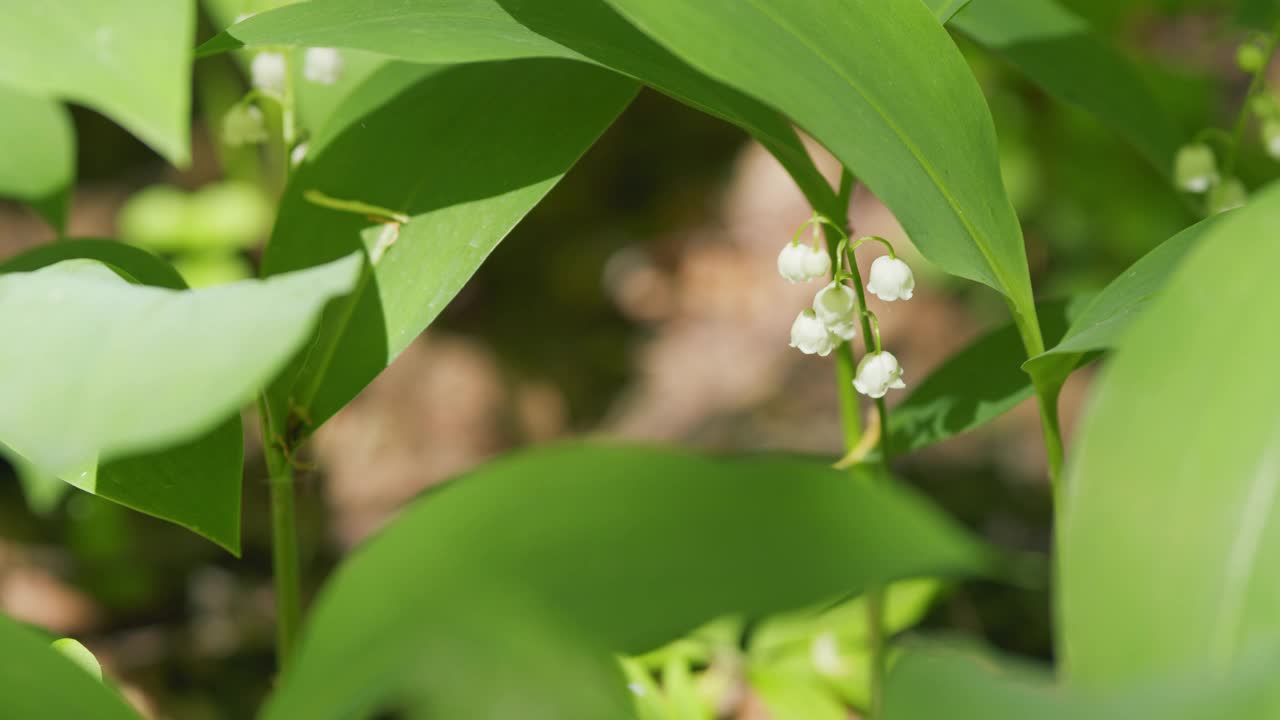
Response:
1264,121,1280,160
303,47,344,85
790,309,837,356
1174,143,1218,194
1208,177,1247,215
866,256,915,301
813,281,857,327
777,242,829,283
853,351,906,398
1237,42,1267,73
222,104,266,147
251,51,287,97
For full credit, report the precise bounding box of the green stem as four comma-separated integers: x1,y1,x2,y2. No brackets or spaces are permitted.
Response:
831,171,863,445
1224,28,1279,180
257,396,302,670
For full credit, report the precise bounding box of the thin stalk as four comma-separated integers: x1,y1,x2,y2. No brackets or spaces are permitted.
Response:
1224,26,1280,180
257,396,302,669
826,168,890,719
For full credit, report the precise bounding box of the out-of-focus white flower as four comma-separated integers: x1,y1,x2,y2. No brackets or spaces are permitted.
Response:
777,242,830,283
853,351,906,398
813,281,857,328
303,47,344,85
810,632,846,676
790,309,837,356
1174,143,1218,194
1264,121,1280,160
222,104,266,146
290,142,309,167
866,255,915,301
251,51,287,96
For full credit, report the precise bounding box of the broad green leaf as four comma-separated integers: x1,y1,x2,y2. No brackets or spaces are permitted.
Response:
926,0,974,24
752,668,846,720
885,644,1280,720
262,59,635,434
604,0,1039,345
197,0,839,221
0,84,74,229
0,613,140,719
0,0,194,165
891,301,1071,453
1024,215,1225,391
946,0,1184,174
0,242,245,550
266,445,992,719
1060,184,1280,687
0,254,360,549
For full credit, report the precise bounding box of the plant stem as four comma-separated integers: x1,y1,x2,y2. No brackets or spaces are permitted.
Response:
258,396,302,670
1224,26,1280,180
825,167,890,719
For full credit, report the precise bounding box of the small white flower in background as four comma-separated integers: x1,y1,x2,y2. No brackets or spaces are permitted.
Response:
790,309,837,356
251,51,287,96
777,242,830,283
866,255,915,302
290,142,309,167
1264,121,1280,160
303,47,344,85
813,281,857,330
1173,142,1218,194
853,351,906,398
810,632,846,676
222,104,266,146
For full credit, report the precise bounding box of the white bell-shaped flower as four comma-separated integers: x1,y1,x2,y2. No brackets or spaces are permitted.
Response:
1174,143,1218,194
790,309,837,356
303,47,344,85
813,281,857,327
853,351,906,398
827,320,858,341
251,51,287,97
778,242,829,283
290,142,309,167
222,104,266,147
866,256,915,301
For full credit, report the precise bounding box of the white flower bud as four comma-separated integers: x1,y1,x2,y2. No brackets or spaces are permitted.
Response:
222,104,266,147
1264,121,1280,160
790,309,837,356
813,281,857,327
853,351,906,398
1174,143,1218,194
303,47,344,85
290,142,309,167
251,51,287,97
866,256,915,301
778,242,829,283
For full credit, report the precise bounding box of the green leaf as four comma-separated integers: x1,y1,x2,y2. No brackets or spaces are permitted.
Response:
0,84,74,229
752,668,847,720
885,644,1280,720
0,239,187,289
51,638,103,681
604,0,1039,344
262,59,635,434
0,0,194,165
265,445,992,719
1024,215,1225,394
0,253,360,550
926,0,974,24
891,301,1071,453
0,613,140,719
196,0,839,223
946,0,1184,174
1060,184,1280,687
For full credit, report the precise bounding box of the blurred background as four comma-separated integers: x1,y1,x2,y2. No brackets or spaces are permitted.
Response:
0,0,1274,717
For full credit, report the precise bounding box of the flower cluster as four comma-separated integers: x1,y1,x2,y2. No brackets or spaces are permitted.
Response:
780,216,914,399
223,47,346,149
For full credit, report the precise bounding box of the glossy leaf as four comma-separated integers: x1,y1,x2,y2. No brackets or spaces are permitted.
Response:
604,0,1038,340
892,301,1071,453
0,84,74,229
885,645,1280,720
0,239,187,289
0,613,140,719
197,0,838,219
262,59,635,434
1024,215,1224,391
947,0,1184,174
0,253,360,549
0,0,194,164
1060,184,1280,686
266,445,992,719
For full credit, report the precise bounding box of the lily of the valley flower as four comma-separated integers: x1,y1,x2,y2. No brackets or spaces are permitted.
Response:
1264,121,1280,160
1174,143,1218,194
790,309,837,356
866,256,914,301
777,242,830,284
812,281,858,341
222,104,266,147
251,51,287,97
853,351,906,398
303,47,344,85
